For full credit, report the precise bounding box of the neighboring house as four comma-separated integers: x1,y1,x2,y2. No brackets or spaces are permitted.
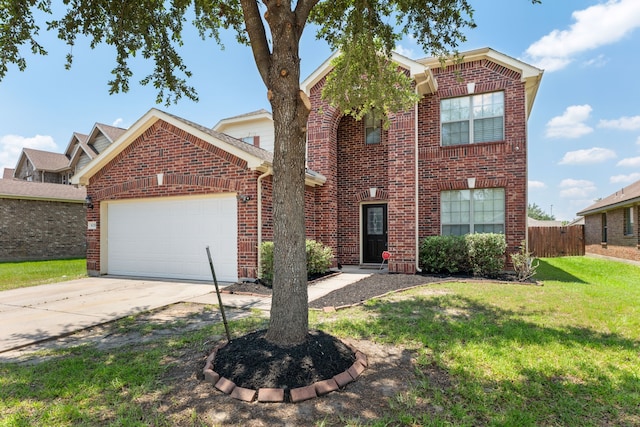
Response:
73,47,543,282
13,148,70,183
212,109,275,152
577,180,640,262
0,179,86,261
12,123,126,184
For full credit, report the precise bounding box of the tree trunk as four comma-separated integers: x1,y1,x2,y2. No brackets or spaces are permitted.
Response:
262,6,311,346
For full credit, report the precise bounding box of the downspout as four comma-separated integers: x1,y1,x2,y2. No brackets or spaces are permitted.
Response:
256,169,272,278
414,88,422,273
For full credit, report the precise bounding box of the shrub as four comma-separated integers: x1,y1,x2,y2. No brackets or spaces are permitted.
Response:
419,235,470,274
466,233,506,278
306,239,334,276
259,241,275,286
259,239,334,286
510,241,539,282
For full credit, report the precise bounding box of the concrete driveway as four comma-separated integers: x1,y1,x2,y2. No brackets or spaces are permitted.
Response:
0,276,268,354
0,270,371,356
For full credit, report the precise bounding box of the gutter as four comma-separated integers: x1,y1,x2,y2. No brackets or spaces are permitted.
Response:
415,89,422,273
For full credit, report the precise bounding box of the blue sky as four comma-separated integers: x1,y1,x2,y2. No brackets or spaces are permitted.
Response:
1,0,639,221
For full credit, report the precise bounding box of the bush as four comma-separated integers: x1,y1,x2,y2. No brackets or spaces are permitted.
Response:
466,233,506,278
419,235,470,274
419,233,507,278
510,241,539,282
259,239,334,286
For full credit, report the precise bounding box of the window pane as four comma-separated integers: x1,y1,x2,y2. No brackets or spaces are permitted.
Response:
442,121,470,146
367,207,384,235
365,111,381,144
473,92,504,118
474,117,504,143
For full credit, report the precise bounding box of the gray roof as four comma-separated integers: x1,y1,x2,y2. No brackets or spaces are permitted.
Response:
162,110,274,164
0,179,86,202
577,179,640,216
22,148,70,172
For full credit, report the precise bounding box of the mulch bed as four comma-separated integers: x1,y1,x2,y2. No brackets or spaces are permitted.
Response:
213,329,355,390
214,271,535,400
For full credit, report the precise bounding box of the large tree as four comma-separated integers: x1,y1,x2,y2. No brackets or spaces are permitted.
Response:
0,0,537,347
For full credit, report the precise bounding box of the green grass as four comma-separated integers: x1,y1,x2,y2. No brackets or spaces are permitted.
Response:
0,259,87,291
314,256,640,426
1,256,639,426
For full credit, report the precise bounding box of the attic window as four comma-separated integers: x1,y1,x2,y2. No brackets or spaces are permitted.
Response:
242,136,260,147
364,111,382,145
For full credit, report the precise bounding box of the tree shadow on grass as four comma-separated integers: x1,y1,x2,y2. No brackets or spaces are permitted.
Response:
537,259,587,283
327,294,640,425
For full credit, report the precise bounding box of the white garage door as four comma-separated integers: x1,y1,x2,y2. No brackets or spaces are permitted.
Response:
107,195,238,282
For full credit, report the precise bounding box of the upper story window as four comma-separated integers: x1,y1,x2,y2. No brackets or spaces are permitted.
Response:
441,188,505,236
441,91,505,146
364,111,382,145
624,207,634,236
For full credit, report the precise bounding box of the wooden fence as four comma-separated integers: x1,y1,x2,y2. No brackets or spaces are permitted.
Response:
528,225,585,258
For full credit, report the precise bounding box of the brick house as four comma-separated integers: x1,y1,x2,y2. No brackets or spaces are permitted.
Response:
577,179,640,262
73,47,543,282
0,179,86,261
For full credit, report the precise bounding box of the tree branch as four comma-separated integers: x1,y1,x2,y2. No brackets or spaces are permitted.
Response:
294,0,319,39
239,0,271,86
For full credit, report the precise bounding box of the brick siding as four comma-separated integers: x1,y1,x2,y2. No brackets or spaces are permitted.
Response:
0,198,86,261
86,119,317,278
307,58,529,271
584,207,640,262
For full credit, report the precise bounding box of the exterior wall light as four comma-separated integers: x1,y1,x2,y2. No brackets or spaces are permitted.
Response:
85,195,93,209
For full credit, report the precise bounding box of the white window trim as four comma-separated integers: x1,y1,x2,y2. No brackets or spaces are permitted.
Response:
440,91,505,146
440,188,505,235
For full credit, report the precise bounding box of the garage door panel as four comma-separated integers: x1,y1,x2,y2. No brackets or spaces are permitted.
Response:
107,196,238,282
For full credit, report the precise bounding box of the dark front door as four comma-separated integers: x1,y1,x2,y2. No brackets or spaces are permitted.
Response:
362,204,388,264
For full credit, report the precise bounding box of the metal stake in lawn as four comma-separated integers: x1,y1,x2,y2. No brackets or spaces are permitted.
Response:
206,246,231,341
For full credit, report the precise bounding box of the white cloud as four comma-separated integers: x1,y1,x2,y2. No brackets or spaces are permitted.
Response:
598,115,640,130
610,172,640,183
528,180,546,189
112,118,124,128
0,134,58,173
617,156,640,167
559,178,597,198
582,54,609,68
559,147,616,165
394,44,415,59
524,0,640,71
545,105,593,138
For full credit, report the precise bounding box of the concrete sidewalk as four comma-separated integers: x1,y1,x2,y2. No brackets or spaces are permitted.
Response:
0,270,372,354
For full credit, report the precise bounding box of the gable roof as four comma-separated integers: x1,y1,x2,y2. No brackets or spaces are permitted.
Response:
577,179,640,216
18,148,70,172
301,50,437,97
89,123,127,145
0,179,86,202
212,109,273,132
72,108,326,187
418,47,544,118
301,47,543,119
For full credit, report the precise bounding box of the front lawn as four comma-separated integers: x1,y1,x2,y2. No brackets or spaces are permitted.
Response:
0,258,87,291
0,256,639,426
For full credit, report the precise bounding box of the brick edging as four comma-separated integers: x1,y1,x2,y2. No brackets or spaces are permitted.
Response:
202,340,367,403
